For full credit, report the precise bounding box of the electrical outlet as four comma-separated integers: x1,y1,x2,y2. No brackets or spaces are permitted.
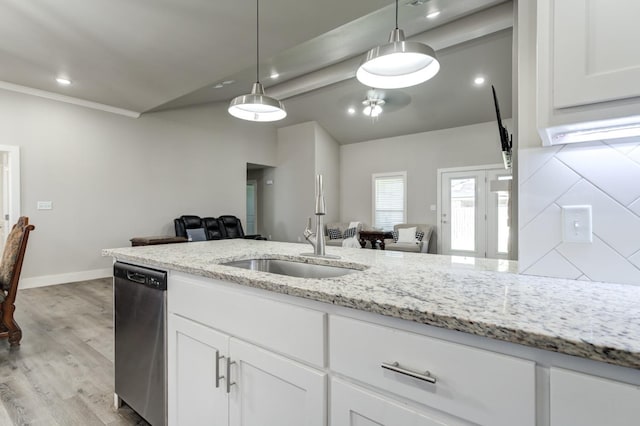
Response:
562,205,592,243
37,201,53,210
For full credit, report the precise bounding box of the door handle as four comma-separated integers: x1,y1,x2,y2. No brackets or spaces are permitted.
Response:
226,358,236,393
381,361,437,384
215,351,225,388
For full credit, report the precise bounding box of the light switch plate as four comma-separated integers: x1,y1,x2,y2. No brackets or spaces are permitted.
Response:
37,201,53,210
562,205,592,243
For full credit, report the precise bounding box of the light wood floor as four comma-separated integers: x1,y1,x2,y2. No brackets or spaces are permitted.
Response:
0,278,150,425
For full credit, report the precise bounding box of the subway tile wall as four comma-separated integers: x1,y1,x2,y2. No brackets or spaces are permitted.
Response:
519,139,640,285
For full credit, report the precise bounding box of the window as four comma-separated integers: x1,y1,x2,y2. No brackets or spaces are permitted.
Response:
372,172,406,231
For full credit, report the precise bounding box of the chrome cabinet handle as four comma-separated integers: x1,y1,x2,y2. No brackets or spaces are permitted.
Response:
215,351,225,388
226,358,236,393
381,361,437,384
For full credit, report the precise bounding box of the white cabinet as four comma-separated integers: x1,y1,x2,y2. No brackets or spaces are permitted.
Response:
330,316,536,426
229,338,326,426
537,0,640,144
550,367,640,426
331,379,452,426
168,315,228,426
168,314,326,426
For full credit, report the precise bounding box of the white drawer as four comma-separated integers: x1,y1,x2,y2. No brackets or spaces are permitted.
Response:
550,367,640,426
331,378,460,426
169,274,325,367
329,316,535,426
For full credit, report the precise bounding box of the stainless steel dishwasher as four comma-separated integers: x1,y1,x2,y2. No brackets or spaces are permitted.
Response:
114,262,167,426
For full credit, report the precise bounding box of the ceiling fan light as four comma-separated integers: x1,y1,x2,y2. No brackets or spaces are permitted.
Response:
356,29,440,89
362,98,385,117
228,82,287,122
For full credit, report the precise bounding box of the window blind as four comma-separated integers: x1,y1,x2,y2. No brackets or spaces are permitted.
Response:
373,174,405,231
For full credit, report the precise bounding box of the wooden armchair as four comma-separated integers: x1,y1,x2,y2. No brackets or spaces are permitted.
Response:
0,217,35,347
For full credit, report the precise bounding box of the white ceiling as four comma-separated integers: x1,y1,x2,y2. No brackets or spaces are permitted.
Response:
0,0,514,143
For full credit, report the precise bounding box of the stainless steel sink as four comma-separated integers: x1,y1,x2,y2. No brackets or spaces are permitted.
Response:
221,258,359,279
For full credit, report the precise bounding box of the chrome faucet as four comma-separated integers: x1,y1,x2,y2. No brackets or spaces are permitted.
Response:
302,174,338,258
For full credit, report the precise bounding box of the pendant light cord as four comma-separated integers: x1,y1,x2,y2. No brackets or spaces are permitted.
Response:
395,0,398,29
256,0,260,83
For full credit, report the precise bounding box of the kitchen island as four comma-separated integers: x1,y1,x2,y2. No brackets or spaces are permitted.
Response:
104,239,640,426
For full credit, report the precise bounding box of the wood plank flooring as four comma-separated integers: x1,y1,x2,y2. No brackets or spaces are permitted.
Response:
0,278,150,426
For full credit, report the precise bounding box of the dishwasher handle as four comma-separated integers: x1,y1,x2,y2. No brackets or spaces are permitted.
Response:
126,271,147,284
114,262,167,290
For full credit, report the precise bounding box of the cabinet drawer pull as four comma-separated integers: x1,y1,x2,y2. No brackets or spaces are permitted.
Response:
381,361,437,384
226,358,236,393
215,350,225,388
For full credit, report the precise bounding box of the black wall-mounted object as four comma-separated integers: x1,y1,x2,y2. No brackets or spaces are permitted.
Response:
491,85,513,169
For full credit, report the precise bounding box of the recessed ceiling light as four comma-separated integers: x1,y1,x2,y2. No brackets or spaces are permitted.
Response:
56,77,71,86
473,76,486,86
347,107,356,115
222,80,235,85
213,84,224,89
270,72,280,79
426,11,441,19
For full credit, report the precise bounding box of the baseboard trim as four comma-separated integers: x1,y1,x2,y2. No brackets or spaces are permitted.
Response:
20,268,112,289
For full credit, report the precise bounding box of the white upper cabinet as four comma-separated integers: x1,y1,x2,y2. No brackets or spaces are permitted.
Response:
553,0,640,108
537,0,640,145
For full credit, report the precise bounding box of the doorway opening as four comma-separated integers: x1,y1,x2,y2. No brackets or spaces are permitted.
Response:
437,164,511,259
246,163,275,240
0,145,21,254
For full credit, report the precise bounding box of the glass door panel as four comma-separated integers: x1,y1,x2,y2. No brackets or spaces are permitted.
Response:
450,178,476,251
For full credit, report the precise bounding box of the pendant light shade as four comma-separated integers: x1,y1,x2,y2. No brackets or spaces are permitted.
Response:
229,82,286,122
228,0,286,122
356,2,440,89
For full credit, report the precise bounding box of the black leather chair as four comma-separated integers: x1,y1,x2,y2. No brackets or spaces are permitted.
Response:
218,215,266,240
202,217,227,240
174,215,265,241
217,215,245,238
174,215,205,240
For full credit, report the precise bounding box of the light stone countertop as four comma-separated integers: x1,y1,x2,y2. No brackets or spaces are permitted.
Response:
103,239,640,370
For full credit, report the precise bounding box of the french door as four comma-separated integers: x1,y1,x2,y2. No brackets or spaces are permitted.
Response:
439,166,511,259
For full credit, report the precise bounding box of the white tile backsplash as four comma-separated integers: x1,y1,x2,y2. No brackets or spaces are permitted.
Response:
555,142,640,206
519,145,562,181
628,145,640,164
557,236,640,286
557,180,640,257
519,158,580,226
520,141,640,286
523,250,582,280
519,204,562,271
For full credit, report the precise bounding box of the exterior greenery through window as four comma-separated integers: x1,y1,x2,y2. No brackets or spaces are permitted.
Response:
372,172,407,231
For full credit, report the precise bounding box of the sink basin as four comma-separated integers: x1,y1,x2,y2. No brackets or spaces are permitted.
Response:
221,258,359,279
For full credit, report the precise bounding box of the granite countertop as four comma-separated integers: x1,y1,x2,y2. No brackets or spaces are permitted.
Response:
103,239,640,370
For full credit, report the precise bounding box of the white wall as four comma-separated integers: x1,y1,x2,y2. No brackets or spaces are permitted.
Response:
272,122,316,242
269,121,340,243
314,123,340,225
340,121,508,252
0,89,277,287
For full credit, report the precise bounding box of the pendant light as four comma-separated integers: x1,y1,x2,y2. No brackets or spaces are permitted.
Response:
356,0,440,89
229,0,286,122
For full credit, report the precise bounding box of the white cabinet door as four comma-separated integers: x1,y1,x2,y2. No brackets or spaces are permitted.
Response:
228,338,326,426
168,314,229,426
550,367,640,426
552,0,640,108
331,379,459,426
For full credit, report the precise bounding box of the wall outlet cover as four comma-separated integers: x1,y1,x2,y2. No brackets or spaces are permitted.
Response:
37,201,53,210
562,205,592,243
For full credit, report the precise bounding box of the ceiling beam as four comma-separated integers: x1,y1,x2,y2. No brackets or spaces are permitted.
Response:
268,1,513,101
